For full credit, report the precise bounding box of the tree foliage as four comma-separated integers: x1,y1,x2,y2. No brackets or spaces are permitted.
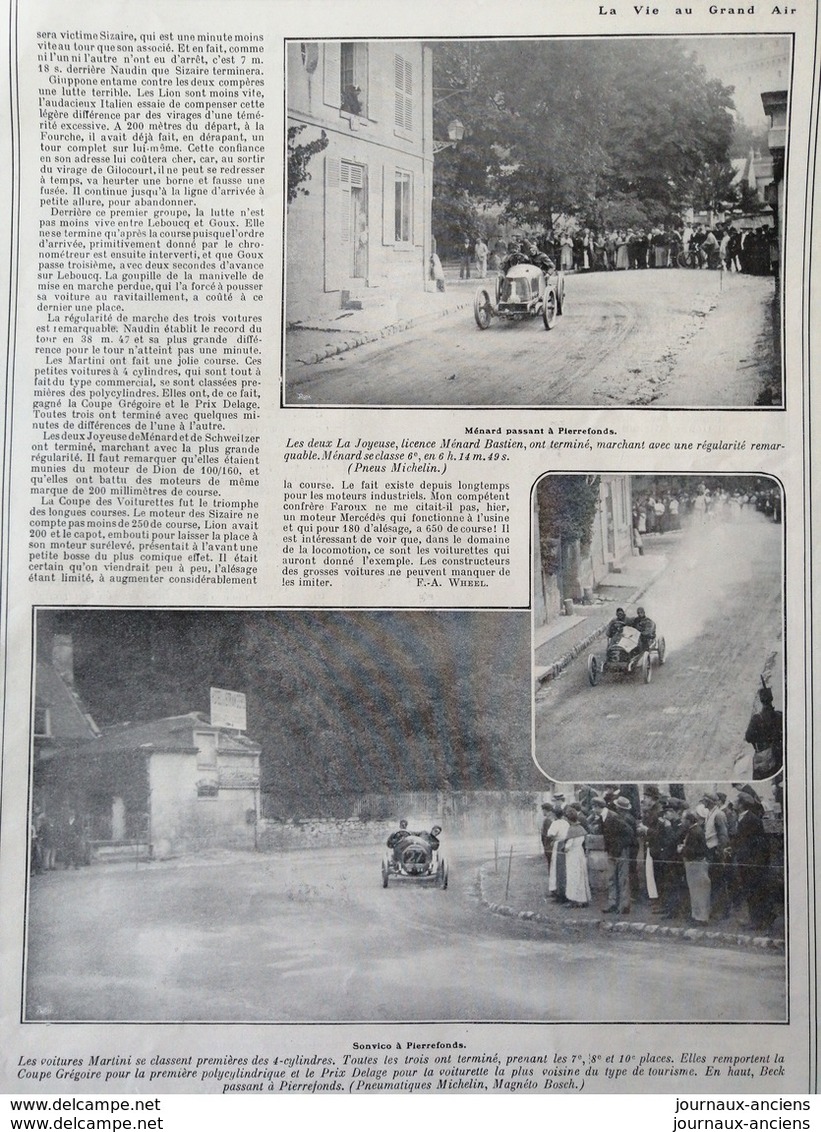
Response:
729,118,770,159
735,180,767,216
537,476,601,575
287,125,329,205
431,188,485,253
429,43,508,249
40,610,539,816
704,160,742,213
431,40,736,232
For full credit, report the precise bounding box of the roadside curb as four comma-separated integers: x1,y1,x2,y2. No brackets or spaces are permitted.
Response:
535,558,670,687
292,297,473,366
476,862,784,952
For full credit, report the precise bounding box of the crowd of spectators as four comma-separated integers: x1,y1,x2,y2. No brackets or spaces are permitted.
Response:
540,784,782,932
545,222,775,276
449,221,777,280
631,485,780,543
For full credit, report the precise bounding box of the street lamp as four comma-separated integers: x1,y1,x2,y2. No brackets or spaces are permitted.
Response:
433,117,465,154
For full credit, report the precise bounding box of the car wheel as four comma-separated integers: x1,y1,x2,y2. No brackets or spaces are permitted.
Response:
543,287,557,329
474,288,493,329
587,654,600,686
439,860,449,890
381,859,389,888
641,653,652,684
556,276,565,315
657,637,666,666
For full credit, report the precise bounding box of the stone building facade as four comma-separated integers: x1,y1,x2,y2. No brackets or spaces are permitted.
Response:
286,40,433,323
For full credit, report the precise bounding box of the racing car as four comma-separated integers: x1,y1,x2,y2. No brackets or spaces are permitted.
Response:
382,828,448,889
474,259,565,331
587,624,666,686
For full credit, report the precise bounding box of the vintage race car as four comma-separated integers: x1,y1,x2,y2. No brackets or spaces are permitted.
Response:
474,259,565,331
587,624,666,686
382,831,448,889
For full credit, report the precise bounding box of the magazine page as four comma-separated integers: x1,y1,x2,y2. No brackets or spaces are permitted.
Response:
0,0,817,1113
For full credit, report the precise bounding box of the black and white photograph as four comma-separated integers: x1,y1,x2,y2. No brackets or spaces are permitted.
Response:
284,36,789,408
25,609,785,1025
533,474,784,784
26,607,539,1023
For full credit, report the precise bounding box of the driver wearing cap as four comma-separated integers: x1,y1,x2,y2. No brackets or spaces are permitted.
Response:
418,825,442,851
632,607,656,652
387,819,412,860
607,607,628,639
526,240,556,275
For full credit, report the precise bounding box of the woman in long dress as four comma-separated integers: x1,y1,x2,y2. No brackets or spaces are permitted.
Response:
563,807,591,908
652,229,668,268
560,233,574,272
546,808,570,901
615,231,629,270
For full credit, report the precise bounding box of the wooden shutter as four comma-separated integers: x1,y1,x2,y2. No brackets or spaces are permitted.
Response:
323,156,343,291
323,42,341,108
340,161,364,245
382,164,394,245
412,170,423,247
340,161,352,246
394,54,412,132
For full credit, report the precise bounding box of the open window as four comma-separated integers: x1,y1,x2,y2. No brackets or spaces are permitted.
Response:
340,42,368,117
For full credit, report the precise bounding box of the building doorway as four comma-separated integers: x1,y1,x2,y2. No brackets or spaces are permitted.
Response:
343,161,367,280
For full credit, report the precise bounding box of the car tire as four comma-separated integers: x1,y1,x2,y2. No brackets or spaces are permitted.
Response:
543,286,557,329
381,859,389,888
474,288,493,330
641,653,652,684
657,637,666,665
587,654,600,686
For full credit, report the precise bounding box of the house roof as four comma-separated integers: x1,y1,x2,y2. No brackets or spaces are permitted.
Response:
35,659,100,741
730,154,753,190
760,90,788,114
82,712,261,758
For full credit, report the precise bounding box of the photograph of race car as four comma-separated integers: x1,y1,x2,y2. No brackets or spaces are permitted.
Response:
533,473,783,782
382,821,448,889
284,36,788,408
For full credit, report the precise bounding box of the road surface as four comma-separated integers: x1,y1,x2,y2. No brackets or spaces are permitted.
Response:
534,514,783,783
25,842,785,1023
284,270,778,407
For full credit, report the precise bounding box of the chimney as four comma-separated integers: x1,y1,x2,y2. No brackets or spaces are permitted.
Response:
52,634,74,686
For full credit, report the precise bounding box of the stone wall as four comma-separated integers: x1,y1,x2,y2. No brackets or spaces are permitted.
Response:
257,817,388,852
258,791,542,851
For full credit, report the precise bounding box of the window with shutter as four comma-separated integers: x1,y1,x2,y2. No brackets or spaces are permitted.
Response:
340,161,351,243
394,171,411,244
340,161,364,244
323,156,344,291
341,42,368,116
394,54,413,134
323,43,341,109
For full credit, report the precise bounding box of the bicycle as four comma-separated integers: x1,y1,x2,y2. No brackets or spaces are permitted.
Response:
676,248,702,269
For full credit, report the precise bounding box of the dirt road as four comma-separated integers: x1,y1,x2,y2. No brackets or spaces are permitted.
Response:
284,270,778,408
25,843,785,1024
